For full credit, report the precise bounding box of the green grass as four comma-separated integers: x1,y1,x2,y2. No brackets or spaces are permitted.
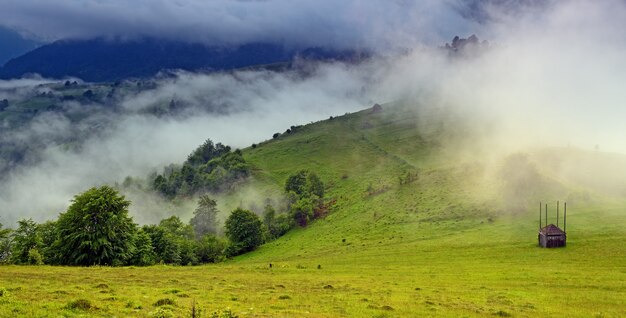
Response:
1,103,626,317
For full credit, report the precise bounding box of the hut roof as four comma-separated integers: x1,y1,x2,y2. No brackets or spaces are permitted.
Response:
540,224,565,235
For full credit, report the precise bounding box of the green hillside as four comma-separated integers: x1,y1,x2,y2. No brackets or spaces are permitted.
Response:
1,103,625,317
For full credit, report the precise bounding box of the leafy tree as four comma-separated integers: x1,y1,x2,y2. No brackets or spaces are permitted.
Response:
178,239,199,265
130,229,155,266
0,223,10,242
142,225,181,265
284,170,326,227
190,195,219,237
10,218,42,264
196,234,226,263
152,142,249,198
262,204,276,235
181,164,196,186
153,174,169,195
290,196,316,227
0,223,12,263
306,173,324,198
217,150,249,176
27,248,44,265
38,221,58,264
142,217,200,266
159,216,194,240
285,170,324,199
285,170,308,195
262,204,292,240
274,214,295,237
225,208,263,256
186,139,231,167
55,186,137,266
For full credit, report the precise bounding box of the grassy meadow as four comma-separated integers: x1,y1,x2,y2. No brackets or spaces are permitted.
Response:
1,103,625,317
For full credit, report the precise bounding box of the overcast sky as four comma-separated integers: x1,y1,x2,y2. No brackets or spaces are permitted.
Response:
0,0,486,49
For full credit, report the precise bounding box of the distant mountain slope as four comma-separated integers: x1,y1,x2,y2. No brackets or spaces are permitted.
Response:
0,26,40,66
0,38,359,82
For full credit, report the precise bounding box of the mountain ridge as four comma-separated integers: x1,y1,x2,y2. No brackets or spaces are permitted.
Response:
0,37,363,82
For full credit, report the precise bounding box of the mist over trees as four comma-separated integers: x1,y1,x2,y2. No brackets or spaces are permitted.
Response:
0,58,370,225
0,167,329,266
262,204,292,240
151,139,250,199
0,76,332,268
190,195,220,237
2,101,341,267
443,34,489,56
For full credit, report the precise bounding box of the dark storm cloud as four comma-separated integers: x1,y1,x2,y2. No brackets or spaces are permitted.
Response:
0,0,478,49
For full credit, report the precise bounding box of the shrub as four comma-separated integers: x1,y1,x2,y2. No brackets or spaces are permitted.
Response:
27,248,44,265
150,307,174,318
196,234,226,263
285,170,324,199
153,298,176,307
210,308,238,318
178,238,199,266
285,170,307,195
262,204,293,240
290,197,316,227
305,173,324,198
66,299,93,310
284,170,326,227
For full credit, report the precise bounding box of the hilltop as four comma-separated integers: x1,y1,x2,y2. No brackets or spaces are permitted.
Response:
1,102,625,317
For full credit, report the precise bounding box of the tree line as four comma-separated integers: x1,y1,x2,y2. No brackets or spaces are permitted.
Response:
0,170,328,266
151,139,250,199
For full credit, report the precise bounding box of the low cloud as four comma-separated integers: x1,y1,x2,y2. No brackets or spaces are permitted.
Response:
0,63,372,225
1,1,626,225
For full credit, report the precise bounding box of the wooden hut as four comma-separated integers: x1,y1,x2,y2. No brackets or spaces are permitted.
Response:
538,224,566,248
538,202,567,248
